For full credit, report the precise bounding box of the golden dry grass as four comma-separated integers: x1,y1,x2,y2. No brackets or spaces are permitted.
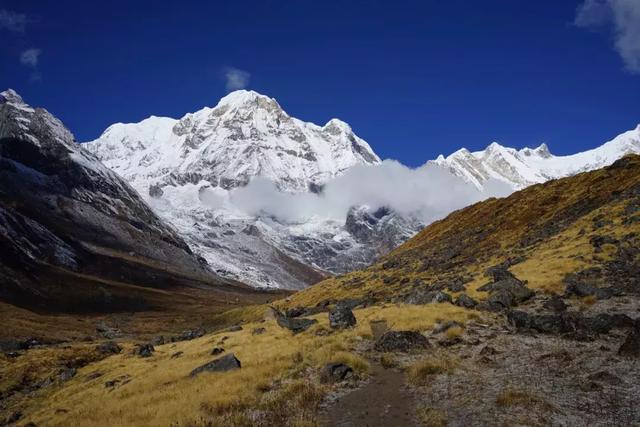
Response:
416,406,448,427
444,326,464,340
284,156,640,310
407,353,459,385
14,303,475,426
495,388,554,412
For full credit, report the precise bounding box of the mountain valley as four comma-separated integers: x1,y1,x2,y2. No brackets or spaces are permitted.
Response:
1,89,640,426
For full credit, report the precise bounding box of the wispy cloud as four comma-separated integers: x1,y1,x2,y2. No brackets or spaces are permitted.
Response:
20,48,42,82
0,9,27,33
198,161,512,224
223,67,251,92
575,0,640,74
20,48,41,67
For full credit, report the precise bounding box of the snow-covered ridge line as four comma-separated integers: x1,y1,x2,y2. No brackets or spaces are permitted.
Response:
85,90,380,195
432,124,640,189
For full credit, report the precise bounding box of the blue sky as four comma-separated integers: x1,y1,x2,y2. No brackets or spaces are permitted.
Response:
1,0,639,166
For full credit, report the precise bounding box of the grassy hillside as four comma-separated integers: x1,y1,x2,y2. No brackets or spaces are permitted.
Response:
287,155,640,308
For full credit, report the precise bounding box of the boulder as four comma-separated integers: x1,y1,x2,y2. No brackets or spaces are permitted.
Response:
454,294,477,309
404,289,452,305
151,336,165,346
252,327,266,335
226,325,243,332
96,341,121,355
96,322,121,339
271,307,318,334
508,310,634,338
565,282,620,300
485,264,518,282
618,321,640,358
329,303,357,329
374,330,431,352
285,306,306,318
170,351,184,359
486,290,515,310
135,344,154,358
542,296,567,312
190,353,241,377
446,277,468,293
477,267,534,308
58,368,77,382
321,363,353,383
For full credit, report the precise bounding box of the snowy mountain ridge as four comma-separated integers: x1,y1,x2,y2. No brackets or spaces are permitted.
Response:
432,125,640,189
87,90,380,196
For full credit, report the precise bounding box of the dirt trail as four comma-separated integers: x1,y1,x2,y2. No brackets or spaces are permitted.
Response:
320,363,417,427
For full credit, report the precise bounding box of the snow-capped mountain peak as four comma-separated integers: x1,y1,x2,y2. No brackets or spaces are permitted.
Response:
86,90,380,194
432,125,640,189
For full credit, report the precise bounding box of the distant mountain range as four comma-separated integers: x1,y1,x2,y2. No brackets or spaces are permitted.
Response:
84,89,640,289
432,126,640,190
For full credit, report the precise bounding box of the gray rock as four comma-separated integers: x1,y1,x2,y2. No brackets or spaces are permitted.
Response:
190,353,241,377
150,336,165,346
487,290,514,310
171,329,206,342
321,363,353,383
617,320,640,358
271,307,318,334
252,327,266,335
374,330,431,352
508,310,634,338
135,344,154,358
329,303,357,329
404,289,452,305
542,295,567,312
454,294,478,308
58,368,77,382
96,341,121,355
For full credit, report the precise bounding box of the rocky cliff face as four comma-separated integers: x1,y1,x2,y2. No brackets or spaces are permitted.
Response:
0,89,235,312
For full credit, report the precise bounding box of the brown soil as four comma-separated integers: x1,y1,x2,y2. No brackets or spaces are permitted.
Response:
320,363,417,427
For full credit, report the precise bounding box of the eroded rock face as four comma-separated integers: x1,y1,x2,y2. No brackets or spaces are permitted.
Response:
0,89,229,312
190,353,241,377
374,331,431,352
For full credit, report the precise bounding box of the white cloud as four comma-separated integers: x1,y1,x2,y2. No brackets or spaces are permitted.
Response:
575,0,640,74
224,67,251,92
0,9,27,33
202,161,512,225
20,48,41,67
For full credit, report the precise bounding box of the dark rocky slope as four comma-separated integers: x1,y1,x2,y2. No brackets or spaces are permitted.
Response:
0,89,257,313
